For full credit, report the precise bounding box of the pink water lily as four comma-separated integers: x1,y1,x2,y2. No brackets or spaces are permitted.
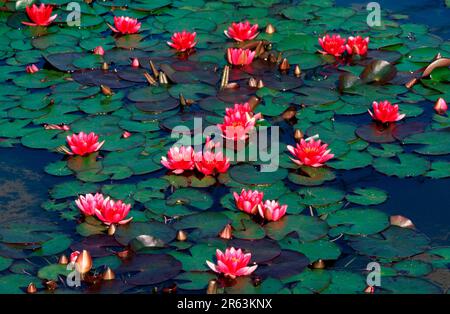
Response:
318,34,346,57
434,98,448,114
131,58,139,68
26,64,39,74
122,131,132,138
258,200,287,222
167,31,197,52
287,138,334,167
227,48,255,66
194,138,230,175
75,193,104,216
206,247,257,279
66,132,104,156
108,16,141,34
346,36,369,56
369,101,405,123
22,4,57,27
233,189,264,215
217,103,262,141
224,21,259,42
93,46,105,56
70,251,80,263
161,145,195,174
95,197,132,225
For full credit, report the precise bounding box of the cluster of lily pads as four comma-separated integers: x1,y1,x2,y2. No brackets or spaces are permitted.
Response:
0,0,449,294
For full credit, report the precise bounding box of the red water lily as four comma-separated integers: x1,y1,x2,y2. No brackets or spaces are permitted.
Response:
227,48,255,66
26,64,39,74
206,247,257,279
287,138,334,167
369,101,405,123
161,145,195,174
434,98,448,114
217,103,262,141
66,132,105,156
95,197,132,225
233,189,264,215
70,251,80,263
108,16,141,34
318,34,346,57
346,36,370,56
194,138,230,175
167,31,197,52
131,58,139,68
258,200,287,222
22,4,57,27
75,193,105,216
93,46,105,56
224,21,259,42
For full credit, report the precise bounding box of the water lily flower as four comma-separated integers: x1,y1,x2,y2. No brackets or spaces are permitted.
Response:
434,98,448,114
224,103,262,121
217,103,262,141
227,48,256,66
167,31,197,52
224,21,259,42
131,58,139,68
95,197,132,225
22,4,57,27
122,131,132,138
233,189,264,215
368,101,405,123
70,251,80,263
161,145,195,174
26,64,39,74
75,193,104,216
66,132,105,156
287,138,334,167
93,46,105,56
206,247,257,279
318,34,346,57
258,200,287,222
194,138,230,175
217,111,258,141
108,16,141,34
346,36,369,56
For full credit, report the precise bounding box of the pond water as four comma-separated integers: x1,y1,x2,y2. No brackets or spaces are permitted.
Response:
0,0,449,294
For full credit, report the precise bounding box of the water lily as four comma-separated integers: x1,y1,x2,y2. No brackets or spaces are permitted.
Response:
161,145,195,174
369,101,405,123
66,132,105,156
75,193,104,216
167,31,197,52
434,97,448,114
233,189,264,215
22,4,57,27
224,21,259,42
217,103,261,141
227,48,255,66
287,138,334,167
108,16,141,34
318,34,346,57
194,138,230,175
131,58,139,68
70,251,80,263
93,46,105,56
95,197,132,225
258,200,287,222
346,36,369,56
206,247,257,279
122,131,132,138
26,64,39,74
